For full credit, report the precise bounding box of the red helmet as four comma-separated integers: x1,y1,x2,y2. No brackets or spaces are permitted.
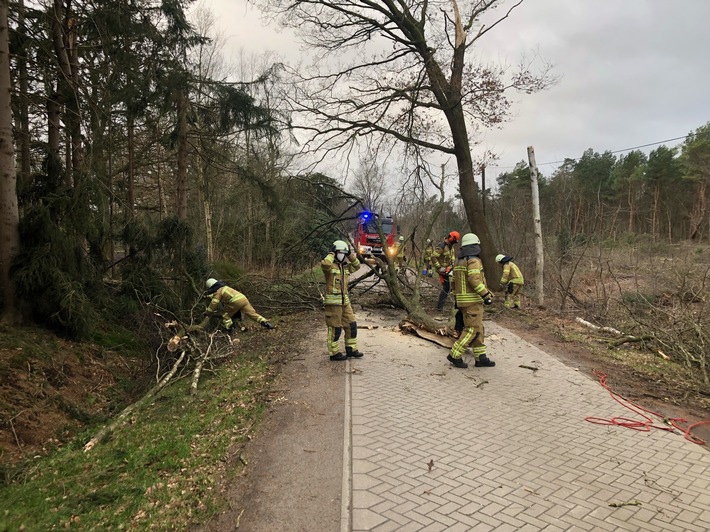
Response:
447,231,460,243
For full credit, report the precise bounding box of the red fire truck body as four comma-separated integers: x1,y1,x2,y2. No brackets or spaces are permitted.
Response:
354,212,397,259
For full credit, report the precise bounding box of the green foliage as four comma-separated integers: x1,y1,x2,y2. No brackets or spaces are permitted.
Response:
621,291,658,313
210,260,246,283
120,217,208,314
13,197,102,339
0,354,271,530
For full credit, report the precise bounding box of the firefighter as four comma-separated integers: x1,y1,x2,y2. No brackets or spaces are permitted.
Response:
432,231,460,311
395,235,406,271
422,239,434,276
447,233,495,369
204,278,274,333
496,254,524,309
322,240,364,361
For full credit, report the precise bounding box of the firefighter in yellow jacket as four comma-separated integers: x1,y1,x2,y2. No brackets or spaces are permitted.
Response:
321,240,364,361
432,231,460,311
496,254,524,309
422,239,434,276
204,278,274,333
447,233,495,369
395,235,406,271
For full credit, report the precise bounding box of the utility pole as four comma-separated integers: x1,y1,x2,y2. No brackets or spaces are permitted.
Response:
527,146,545,308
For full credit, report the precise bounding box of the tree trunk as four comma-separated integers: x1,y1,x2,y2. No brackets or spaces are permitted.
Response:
47,86,62,179
126,114,135,217
689,181,707,241
422,44,496,278
0,0,21,323
527,146,545,307
15,0,31,197
176,89,189,220
627,181,635,233
652,184,660,241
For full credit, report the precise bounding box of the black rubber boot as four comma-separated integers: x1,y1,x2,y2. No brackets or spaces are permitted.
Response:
330,353,347,361
447,354,468,369
474,355,496,367
346,346,364,358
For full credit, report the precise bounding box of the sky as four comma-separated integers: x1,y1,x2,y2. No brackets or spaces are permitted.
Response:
201,0,710,180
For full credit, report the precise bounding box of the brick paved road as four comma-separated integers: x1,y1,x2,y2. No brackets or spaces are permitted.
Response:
342,318,710,531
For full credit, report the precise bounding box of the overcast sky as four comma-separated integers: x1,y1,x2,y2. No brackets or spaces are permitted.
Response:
202,0,710,179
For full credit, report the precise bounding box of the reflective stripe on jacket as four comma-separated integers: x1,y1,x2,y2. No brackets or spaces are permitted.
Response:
453,256,490,305
321,252,360,306
501,261,524,285
206,286,246,313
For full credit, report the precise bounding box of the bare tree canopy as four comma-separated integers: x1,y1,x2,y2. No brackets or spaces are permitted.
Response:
255,0,554,273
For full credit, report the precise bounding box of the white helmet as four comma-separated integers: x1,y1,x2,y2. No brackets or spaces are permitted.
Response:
496,254,506,263
206,278,218,289
461,233,480,246
399,236,404,242
332,240,349,253
426,238,431,244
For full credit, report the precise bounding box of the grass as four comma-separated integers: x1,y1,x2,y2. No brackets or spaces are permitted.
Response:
0,350,272,530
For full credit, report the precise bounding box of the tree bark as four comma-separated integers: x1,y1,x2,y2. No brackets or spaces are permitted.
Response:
0,0,20,323
528,146,545,307
176,89,189,220
15,0,31,196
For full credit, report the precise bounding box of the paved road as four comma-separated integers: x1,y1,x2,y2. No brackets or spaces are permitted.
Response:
343,315,710,531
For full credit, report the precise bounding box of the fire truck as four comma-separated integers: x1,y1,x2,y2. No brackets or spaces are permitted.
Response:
353,212,398,259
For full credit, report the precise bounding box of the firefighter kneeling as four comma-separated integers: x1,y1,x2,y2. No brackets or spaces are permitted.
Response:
321,240,364,361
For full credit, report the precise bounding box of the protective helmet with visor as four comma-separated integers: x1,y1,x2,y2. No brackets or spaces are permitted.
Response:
332,240,350,263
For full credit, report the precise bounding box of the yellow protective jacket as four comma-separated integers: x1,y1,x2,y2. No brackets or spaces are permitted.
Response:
396,242,406,259
206,285,246,313
321,252,361,306
501,261,524,285
423,245,433,261
453,256,492,305
432,241,455,271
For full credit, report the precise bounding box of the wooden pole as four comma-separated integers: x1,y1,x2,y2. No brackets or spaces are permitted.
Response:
527,146,545,307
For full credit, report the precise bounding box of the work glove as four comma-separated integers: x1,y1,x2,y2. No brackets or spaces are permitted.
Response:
438,267,446,275
262,321,274,330
483,292,493,305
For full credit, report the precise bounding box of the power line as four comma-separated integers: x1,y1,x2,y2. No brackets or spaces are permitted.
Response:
486,134,688,171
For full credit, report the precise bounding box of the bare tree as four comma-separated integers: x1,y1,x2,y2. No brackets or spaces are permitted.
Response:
257,0,554,275
350,149,389,213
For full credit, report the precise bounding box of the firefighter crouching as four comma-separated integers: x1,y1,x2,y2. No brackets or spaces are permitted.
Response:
204,278,274,333
432,231,460,311
447,233,496,369
496,254,524,309
322,240,364,361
